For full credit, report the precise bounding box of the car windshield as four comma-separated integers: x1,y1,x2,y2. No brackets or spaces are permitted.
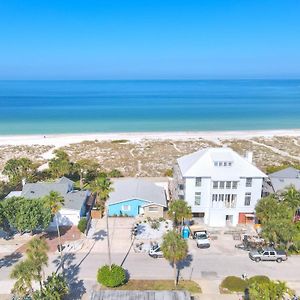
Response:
197,234,207,239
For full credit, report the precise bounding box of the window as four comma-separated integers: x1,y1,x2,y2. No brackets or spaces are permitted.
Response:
179,184,184,190
219,181,225,189
224,162,227,166
218,194,224,201
226,181,231,189
232,181,238,189
263,252,269,256
213,181,218,189
148,206,159,212
218,162,223,166
246,178,252,187
214,161,218,166
228,162,232,166
195,177,202,187
122,205,131,211
270,251,275,256
212,194,218,202
244,192,251,206
195,192,201,205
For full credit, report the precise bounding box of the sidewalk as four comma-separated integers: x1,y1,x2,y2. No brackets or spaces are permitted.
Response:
196,279,240,300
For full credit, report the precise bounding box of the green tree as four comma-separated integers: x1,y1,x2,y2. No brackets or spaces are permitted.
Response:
10,259,36,298
48,150,72,178
161,230,188,286
168,199,192,228
108,169,123,178
3,157,36,184
282,185,300,219
255,188,300,250
43,191,64,268
26,237,49,290
97,264,127,287
33,272,68,300
1,197,51,234
249,280,290,300
73,159,99,189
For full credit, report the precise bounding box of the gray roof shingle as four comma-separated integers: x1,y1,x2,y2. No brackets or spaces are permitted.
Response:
268,167,300,192
20,177,88,211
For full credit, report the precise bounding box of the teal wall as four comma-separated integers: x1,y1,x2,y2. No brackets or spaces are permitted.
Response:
108,199,147,216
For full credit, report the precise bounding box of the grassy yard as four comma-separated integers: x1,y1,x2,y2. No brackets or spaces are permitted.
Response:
107,280,201,294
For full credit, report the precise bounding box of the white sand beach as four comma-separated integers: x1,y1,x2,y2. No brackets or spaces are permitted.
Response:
1,129,300,147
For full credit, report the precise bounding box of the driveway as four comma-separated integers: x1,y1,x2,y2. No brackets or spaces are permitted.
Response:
82,217,136,254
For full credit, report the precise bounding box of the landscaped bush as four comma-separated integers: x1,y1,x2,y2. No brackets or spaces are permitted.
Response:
77,217,87,233
97,264,127,287
248,275,270,285
150,219,160,230
220,275,271,294
220,276,248,293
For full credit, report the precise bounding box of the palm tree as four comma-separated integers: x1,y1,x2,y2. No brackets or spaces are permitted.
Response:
90,175,114,268
90,176,113,207
26,237,49,290
161,230,188,286
168,199,192,229
282,185,300,220
43,191,64,269
73,159,99,189
10,259,35,298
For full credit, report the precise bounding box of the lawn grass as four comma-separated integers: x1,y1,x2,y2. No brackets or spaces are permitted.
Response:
108,280,201,294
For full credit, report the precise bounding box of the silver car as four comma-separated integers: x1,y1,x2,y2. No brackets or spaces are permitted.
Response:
249,248,287,263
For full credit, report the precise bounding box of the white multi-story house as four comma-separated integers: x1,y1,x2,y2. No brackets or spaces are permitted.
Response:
172,147,267,227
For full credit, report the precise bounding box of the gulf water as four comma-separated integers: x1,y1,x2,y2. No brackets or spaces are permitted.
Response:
0,80,299,135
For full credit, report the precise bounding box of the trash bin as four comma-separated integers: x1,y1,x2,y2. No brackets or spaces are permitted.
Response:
181,226,190,239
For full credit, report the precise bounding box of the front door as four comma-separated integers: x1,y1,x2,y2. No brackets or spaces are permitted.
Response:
138,206,144,215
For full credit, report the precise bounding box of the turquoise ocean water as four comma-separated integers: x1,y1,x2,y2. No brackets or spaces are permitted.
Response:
0,80,299,135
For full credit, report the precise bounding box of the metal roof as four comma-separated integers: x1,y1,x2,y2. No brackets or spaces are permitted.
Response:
90,290,191,300
108,178,167,207
177,147,266,179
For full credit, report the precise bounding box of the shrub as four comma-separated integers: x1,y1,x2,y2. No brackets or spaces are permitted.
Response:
248,275,270,285
150,220,160,230
97,264,127,287
164,169,173,177
220,276,248,293
158,217,165,222
77,217,87,233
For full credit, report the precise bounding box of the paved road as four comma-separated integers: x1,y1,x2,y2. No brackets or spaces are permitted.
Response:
1,249,300,282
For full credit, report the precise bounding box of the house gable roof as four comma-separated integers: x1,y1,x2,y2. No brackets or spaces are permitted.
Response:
107,179,167,207
177,147,266,179
268,167,300,178
20,177,88,210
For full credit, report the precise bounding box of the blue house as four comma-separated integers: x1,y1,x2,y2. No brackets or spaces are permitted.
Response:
107,179,167,218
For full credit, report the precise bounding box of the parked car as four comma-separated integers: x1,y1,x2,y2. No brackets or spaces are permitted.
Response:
249,247,287,263
149,244,163,258
195,231,210,248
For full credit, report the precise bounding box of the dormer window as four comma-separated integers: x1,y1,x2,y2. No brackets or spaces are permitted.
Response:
214,161,233,167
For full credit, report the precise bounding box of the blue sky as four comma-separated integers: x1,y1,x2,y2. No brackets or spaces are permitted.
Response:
0,0,299,79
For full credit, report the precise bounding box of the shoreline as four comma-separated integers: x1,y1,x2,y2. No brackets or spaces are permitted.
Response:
0,129,300,146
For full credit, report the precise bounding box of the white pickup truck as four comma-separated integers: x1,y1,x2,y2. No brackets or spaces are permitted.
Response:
194,231,210,248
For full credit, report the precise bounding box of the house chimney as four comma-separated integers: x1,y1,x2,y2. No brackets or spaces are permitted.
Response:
245,151,253,164
22,178,26,186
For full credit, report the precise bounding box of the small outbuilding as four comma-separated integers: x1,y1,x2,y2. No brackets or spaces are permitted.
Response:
107,178,167,218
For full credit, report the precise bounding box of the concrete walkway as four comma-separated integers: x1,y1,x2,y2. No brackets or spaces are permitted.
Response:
196,280,240,300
